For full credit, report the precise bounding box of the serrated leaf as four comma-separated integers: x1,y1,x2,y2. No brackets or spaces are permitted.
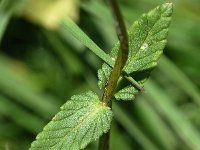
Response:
30,91,113,150
98,63,112,89
114,86,138,101
98,3,173,100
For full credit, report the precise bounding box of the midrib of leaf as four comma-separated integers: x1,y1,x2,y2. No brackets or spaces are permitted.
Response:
61,17,141,91
52,102,104,149
97,3,173,101
30,91,113,150
123,9,170,73
30,3,174,150
133,17,160,61
61,3,172,76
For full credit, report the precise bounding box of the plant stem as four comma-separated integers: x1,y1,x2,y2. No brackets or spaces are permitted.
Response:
102,0,128,107
61,17,115,68
124,75,145,92
98,130,110,150
99,0,128,150
61,16,144,91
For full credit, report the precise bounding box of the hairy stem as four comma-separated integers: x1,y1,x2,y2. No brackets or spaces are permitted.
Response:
99,0,128,150
102,0,128,107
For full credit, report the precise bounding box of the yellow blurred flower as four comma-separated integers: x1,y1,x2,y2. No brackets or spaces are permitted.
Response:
23,0,79,29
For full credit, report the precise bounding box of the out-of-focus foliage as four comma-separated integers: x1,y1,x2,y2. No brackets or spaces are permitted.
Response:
22,0,79,29
0,0,200,150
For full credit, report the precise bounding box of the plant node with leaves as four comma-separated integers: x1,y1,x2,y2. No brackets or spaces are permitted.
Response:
29,2,173,150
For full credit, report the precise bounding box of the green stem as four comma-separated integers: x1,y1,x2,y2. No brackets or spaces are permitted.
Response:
61,16,144,91
61,17,115,68
102,0,128,107
124,75,145,92
98,130,110,150
99,0,128,150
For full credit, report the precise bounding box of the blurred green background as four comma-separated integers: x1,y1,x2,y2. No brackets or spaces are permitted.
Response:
0,0,200,149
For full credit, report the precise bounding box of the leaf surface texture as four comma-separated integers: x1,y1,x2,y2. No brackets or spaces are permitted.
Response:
98,3,173,100
30,91,113,150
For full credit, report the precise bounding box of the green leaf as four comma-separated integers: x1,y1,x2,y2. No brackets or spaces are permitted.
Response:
114,86,138,101
61,17,114,68
97,63,112,89
98,3,173,100
0,0,25,42
30,91,113,150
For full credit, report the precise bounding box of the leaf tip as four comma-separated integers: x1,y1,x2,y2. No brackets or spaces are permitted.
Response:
163,3,173,8
161,3,173,17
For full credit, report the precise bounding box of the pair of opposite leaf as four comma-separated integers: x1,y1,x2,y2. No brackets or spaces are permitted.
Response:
30,3,173,150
